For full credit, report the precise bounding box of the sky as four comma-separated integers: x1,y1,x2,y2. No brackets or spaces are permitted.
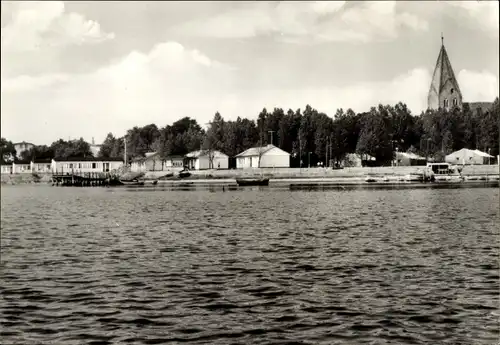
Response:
1,1,499,145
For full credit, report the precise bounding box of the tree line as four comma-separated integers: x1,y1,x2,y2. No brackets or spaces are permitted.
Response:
2,98,498,167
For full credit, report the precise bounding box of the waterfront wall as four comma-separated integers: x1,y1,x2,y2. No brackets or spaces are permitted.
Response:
2,165,498,185
145,165,500,180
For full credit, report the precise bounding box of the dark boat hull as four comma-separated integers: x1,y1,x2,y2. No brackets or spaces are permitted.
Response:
236,178,270,186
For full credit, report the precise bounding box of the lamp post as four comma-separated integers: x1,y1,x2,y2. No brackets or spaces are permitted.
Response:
308,152,311,168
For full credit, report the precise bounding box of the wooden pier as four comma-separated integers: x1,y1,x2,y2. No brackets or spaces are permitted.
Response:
52,172,121,187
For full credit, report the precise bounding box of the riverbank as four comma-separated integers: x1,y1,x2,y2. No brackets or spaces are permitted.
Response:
2,165,499,185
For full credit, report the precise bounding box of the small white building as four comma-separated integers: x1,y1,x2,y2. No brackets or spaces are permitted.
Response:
395,152,427,166
52,157,123,174
235,144,290,169
1,163,13,174
131,152,165,172
32,159,52,173
185,150,229,170
13,161,32,173
13,142,35,157
445,148,494,165
342,153,376,167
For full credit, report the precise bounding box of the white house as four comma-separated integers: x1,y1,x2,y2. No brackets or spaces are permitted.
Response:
32,159,52,173
185,150,229,170
52,157,123,174
235,144,290,169
445,148,494,165
1,163,12,174
131,152,165,172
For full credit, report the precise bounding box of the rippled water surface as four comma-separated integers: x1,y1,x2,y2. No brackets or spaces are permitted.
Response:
1,185,499,345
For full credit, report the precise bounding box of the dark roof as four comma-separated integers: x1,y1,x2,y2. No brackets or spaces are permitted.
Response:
13,159,31,164
53,157,123,162
33,158,52,164
165,155,185,160
465,102,493,114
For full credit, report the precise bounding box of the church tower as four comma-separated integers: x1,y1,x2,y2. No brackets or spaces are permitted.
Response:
427,35,462,111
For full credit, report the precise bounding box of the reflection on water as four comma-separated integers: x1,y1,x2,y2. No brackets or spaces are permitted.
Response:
1,185,499,344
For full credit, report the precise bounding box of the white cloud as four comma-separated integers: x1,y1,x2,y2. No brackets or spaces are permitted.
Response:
1,41,236,144
1,1,114,52
444,1,499,35
173,1,428,44
2,36,497,145
458,70,499,102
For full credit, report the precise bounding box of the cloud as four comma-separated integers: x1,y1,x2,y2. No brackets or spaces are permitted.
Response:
173,1,428,44
444,1,499,35
1,1,114,52
1,41,236,144
458,70,499,102
1,37,497,145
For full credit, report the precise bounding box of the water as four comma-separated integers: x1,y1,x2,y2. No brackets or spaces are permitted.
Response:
1,185,499,345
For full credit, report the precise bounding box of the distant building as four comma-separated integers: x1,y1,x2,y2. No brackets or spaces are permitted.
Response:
445,148,494,165
130,152,165,172
89,137,102,157
13,142,35,156
395,152,427,166
235,144,290,169
164,155,185,169
52,157,123,174
185,150,229,170
428,35,493,112
342,153,376,168
32,159,52,173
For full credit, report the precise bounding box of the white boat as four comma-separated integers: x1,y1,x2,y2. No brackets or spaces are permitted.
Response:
404,172,424,182
426,163,463,183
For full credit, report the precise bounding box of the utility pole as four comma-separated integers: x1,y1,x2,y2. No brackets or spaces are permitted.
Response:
329,135,332,168
205,122,214,169
268,130,275,146
124,134,127,169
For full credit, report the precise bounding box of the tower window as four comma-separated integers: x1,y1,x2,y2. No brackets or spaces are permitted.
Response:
444,99,449,108
453,98,457,106
451,88,454,94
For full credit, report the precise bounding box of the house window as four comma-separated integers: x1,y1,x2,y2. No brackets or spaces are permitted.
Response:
69,163,73,169
443,99,449,108
92,163,97,169
78,163,81,169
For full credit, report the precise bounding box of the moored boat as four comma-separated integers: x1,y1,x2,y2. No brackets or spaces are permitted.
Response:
236,178,270,186
120,179,145,186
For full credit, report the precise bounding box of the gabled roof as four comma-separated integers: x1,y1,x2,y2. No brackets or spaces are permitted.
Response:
446,148,494,158
236,144,287,157
186,150,228,158
429,42,461,96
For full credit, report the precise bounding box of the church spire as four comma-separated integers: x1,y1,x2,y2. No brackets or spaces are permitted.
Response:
427,37,462,111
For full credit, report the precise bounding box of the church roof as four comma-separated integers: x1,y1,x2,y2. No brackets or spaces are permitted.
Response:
428,41,461,96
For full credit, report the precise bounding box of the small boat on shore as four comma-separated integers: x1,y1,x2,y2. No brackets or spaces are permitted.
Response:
236,178,270,186
120,180,145,186
178,170,191,179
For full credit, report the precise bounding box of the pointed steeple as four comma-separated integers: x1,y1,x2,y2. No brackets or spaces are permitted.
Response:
427,34,462,110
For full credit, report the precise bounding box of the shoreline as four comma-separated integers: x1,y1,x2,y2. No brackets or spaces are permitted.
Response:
2,172,499,186
2,165,499,186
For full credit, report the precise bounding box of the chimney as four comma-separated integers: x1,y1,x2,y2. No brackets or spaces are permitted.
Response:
92,137,95,145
